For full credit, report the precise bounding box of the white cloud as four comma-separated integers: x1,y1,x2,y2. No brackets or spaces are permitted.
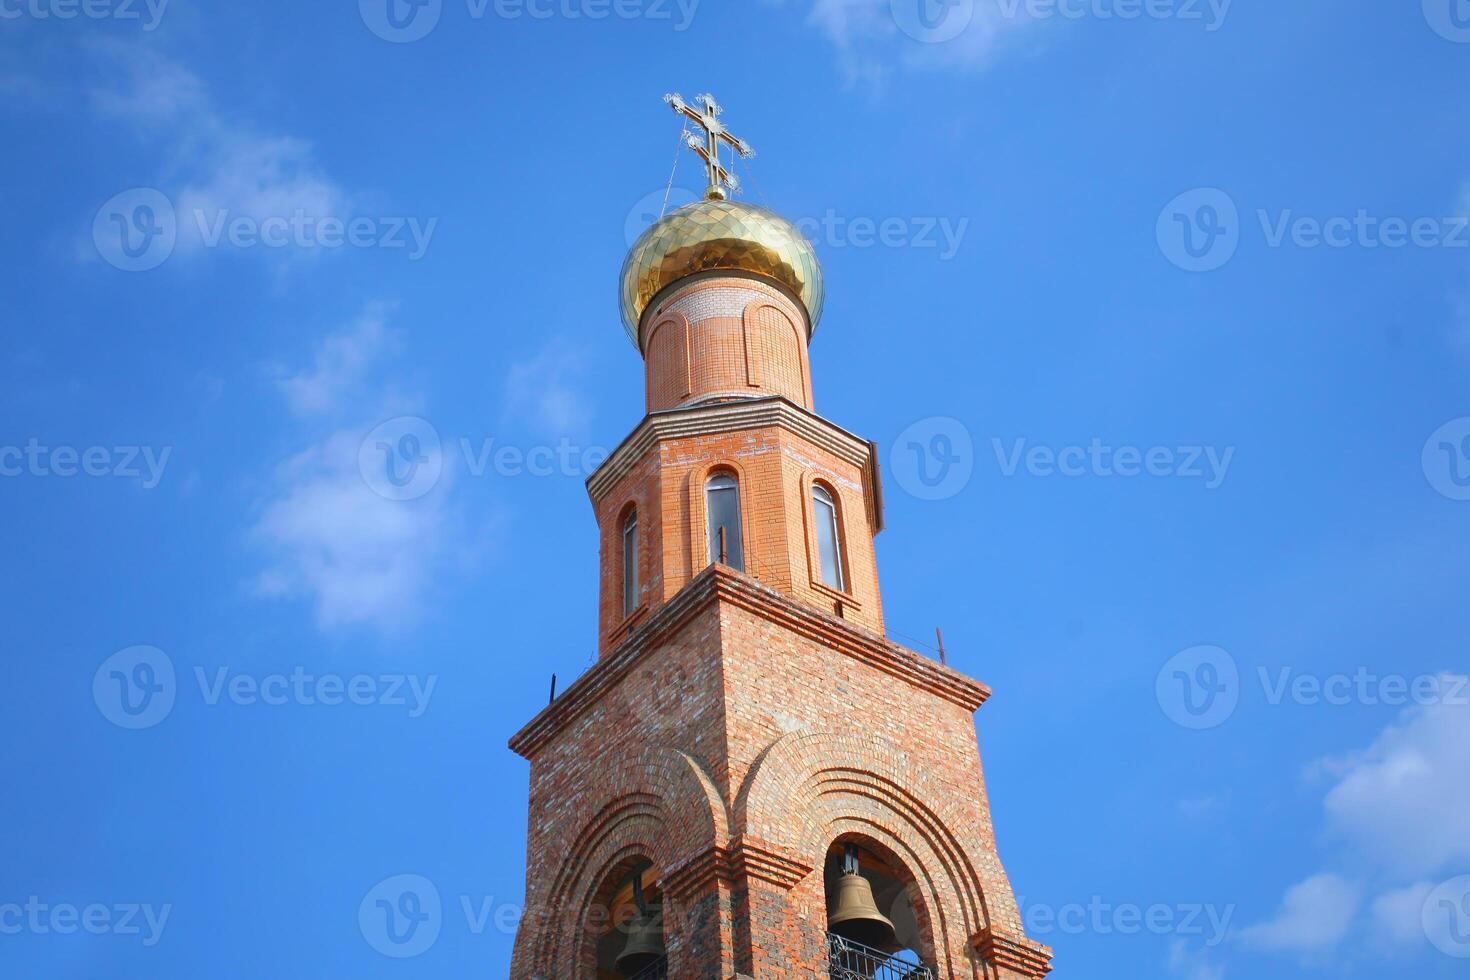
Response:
88,43,347,255
1318,679,1470,878
1237,874,1362,954
501,338,595,439
784,0,1038,85
252,305,483,633
1240,684,1470,966
274,305,395,417
1168,939,1225,980
1177,794,1223,819
1369,882,1435,949
252,427,453,631
89,43,208,126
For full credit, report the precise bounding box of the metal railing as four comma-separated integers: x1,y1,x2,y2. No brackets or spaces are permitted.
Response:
827,933,935,980
625,958,668,980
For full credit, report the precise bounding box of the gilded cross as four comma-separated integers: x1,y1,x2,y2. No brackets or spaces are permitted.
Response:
663,92,755,201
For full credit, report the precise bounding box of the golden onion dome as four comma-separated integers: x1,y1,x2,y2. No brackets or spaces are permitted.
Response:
619,199,824,349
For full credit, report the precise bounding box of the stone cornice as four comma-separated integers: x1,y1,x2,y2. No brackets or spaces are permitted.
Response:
972,927,1054,978
585,396,873,504
656,837,814,907
726,835,814,889
508,566,991,761
659,845,732,901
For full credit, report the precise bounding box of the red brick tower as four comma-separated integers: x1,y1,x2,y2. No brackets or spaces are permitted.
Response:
508,95,1053,980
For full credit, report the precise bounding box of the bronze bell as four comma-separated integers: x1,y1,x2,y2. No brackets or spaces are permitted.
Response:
615,907,665,977
828,869,898,952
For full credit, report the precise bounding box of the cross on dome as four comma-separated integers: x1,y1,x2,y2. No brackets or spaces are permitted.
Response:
663,92,755,201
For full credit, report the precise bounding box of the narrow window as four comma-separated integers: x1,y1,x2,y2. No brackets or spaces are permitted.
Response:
705,474,744,572
812,485,845,591
622,509,639,617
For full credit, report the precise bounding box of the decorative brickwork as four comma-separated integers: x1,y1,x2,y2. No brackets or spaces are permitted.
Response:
643,278,813,412
591,397,887,651
509,568,1052,979
509,179,1050,978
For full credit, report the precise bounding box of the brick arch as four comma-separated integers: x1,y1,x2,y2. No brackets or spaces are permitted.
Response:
826,829,942,969
683,457,758,581
742,299,812,409
799,469,858,600
735,731,1015,977
516,747,728,978
644,311,691,411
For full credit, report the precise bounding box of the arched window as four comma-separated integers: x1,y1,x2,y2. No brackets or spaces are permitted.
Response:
587,857,666,978
812,485,845,591
825,839,934,976
705,473,744,572
622,508,639,618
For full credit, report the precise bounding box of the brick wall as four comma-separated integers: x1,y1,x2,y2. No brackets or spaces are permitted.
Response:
509,568,1052,979
592,405,885,651
643,278,813,413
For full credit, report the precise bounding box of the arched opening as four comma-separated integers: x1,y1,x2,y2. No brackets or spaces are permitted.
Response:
823,838,935,980
588,857,667,979
811,482,846,591
704,471,744,572
620,505,639,618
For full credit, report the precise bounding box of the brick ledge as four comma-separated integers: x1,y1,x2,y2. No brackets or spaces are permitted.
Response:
509,565,990,760
972,927,1053,978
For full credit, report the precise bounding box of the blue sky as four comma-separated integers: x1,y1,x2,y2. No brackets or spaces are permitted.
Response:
3,1,1470,977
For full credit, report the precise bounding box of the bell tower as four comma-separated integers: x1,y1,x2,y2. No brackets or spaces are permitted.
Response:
508,95,1053,980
